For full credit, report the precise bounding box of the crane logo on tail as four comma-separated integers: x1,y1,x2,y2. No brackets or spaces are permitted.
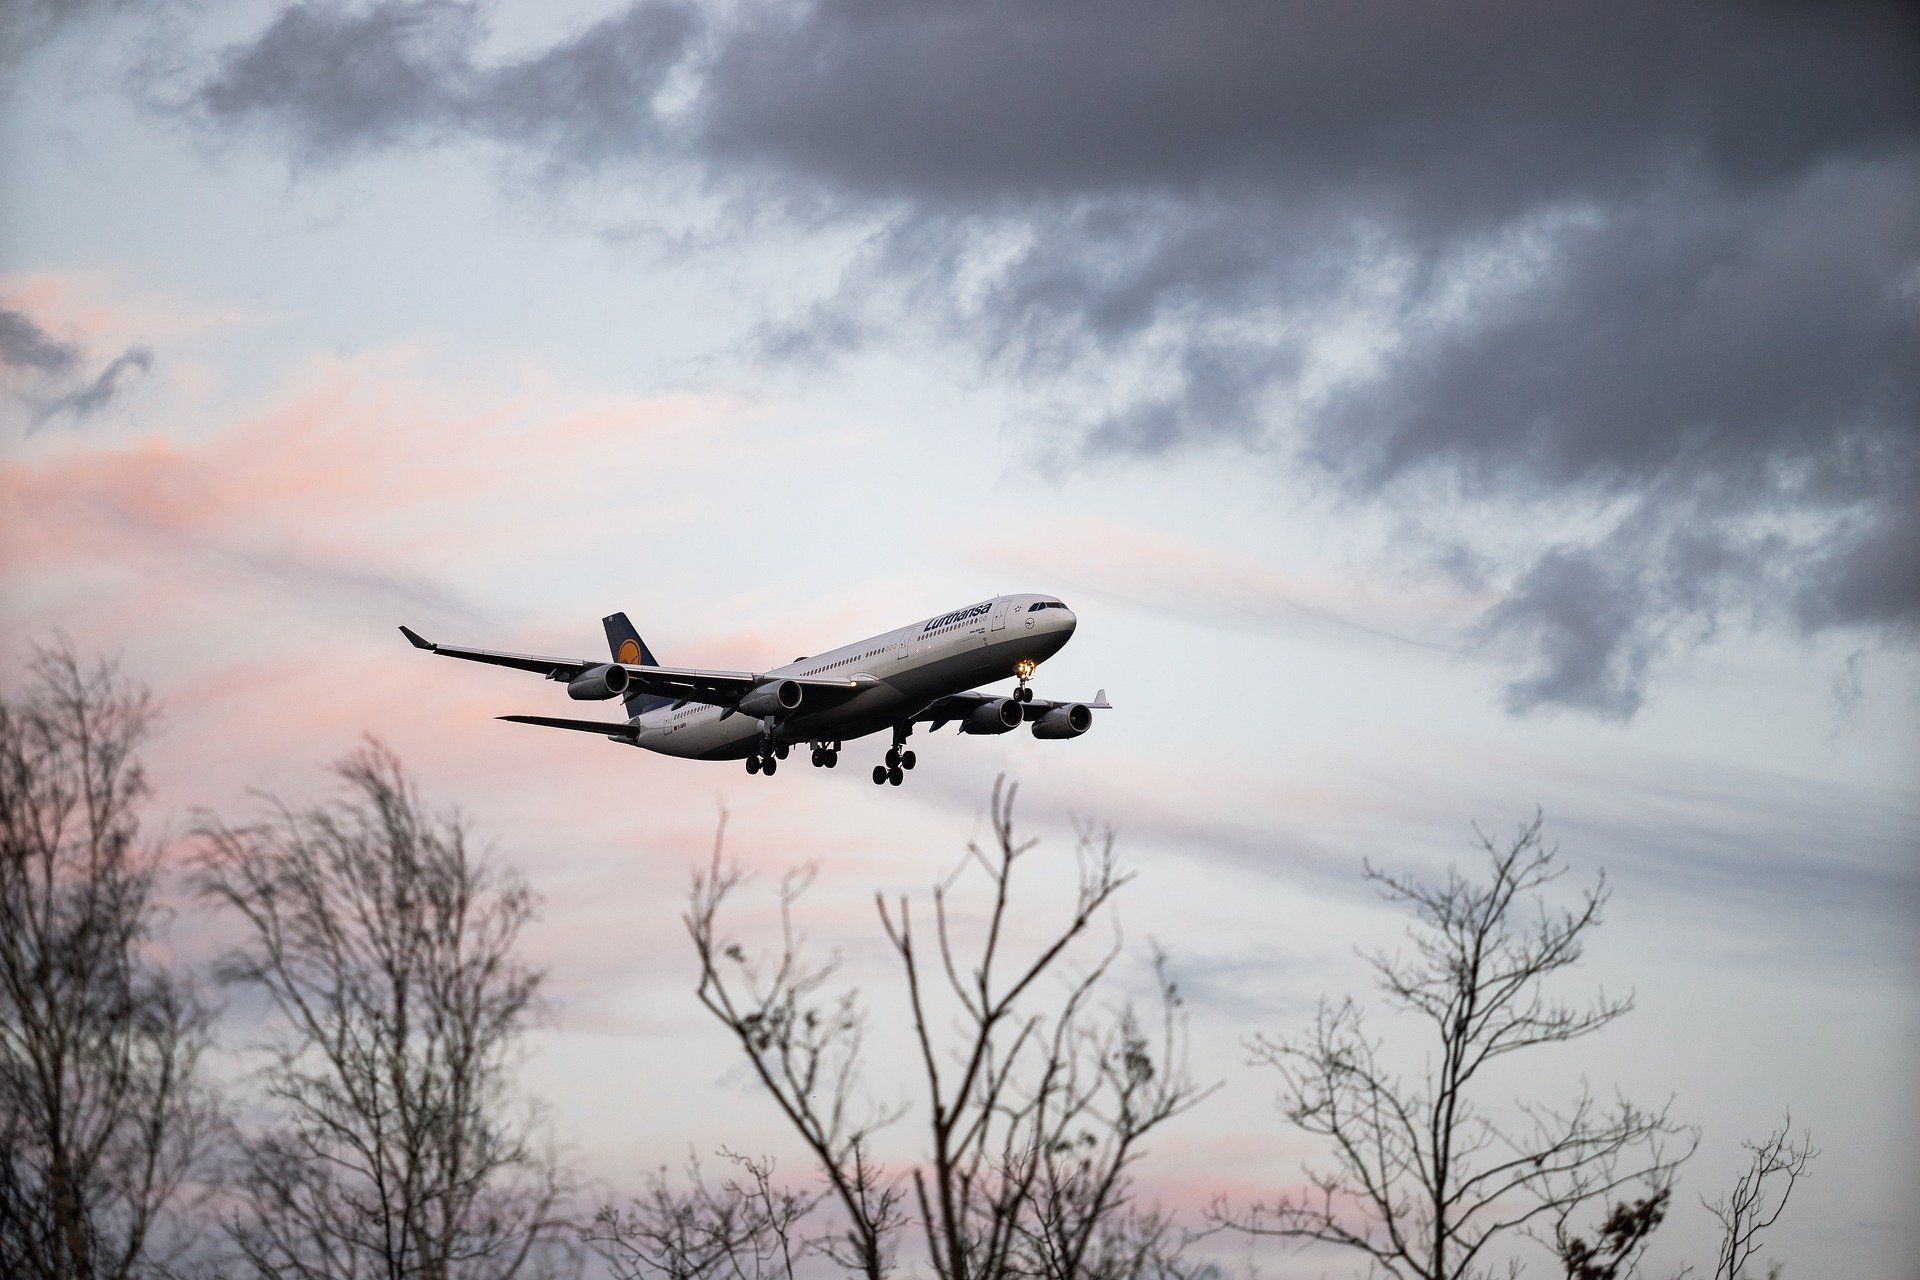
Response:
616,638,641,664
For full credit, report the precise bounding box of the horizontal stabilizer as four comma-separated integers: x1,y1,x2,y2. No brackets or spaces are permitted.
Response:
497,714,638,740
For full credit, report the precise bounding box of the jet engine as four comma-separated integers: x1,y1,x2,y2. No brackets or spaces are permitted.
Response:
1031,703,1093,739
568,663,631,700
959,697,1022,735
736,678,805,719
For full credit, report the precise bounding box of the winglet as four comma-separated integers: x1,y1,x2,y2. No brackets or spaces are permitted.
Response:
399,625,436,651
1091,688,1112,708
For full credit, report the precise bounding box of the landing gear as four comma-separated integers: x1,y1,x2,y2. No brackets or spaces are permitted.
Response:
810,741,841,768
875,727,915,787
748,735,787,776
1014,658,1038,702
877,725,916,783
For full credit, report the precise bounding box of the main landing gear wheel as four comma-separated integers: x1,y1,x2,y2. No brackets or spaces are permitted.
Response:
775,743,790,760
746,756,760,775
877,727,912,785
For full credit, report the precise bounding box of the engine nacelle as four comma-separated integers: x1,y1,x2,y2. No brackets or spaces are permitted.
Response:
959,697,1022,735
1031,703,1093,739
568,663,631,701
736,678,804,719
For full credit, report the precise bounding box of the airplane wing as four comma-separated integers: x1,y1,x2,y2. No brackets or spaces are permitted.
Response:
400,626,863,709
916,687,1113,729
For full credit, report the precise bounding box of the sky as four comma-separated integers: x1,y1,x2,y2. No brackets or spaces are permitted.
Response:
2,1,1917,1276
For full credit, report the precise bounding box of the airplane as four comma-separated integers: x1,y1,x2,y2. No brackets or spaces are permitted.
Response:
398,593,1109,786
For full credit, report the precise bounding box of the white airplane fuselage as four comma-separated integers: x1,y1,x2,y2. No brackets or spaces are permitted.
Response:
636,593,1077,759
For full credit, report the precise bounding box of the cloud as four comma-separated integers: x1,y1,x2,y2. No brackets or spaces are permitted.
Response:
192,0,697,166
0,343,731,627
171,0,1920,716
1,300,153,426
0,303,82,373
963,515,1477,652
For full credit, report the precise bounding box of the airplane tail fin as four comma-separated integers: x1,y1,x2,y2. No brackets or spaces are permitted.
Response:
603,612,671,718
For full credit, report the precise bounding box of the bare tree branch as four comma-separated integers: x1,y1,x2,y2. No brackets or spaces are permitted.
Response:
1704,1116,1816,1280
197,740,573,1280
686,816,905,1280
1218,813,1693,1280
0,641,219,1280
588,1151,820,1280
683,778,1214,1280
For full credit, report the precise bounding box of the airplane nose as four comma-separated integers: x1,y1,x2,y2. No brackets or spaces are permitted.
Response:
1060,607,1077,633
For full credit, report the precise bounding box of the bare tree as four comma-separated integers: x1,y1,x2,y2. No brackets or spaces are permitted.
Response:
1221,814,1691,1280
686,850,905,1280
0,642,218,1280
684,779,1212,1280
587,1152,818,1280
1703,1116,1815,1280
197,740,571,1280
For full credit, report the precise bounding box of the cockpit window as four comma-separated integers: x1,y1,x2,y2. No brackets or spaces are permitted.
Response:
1027,601,1069,611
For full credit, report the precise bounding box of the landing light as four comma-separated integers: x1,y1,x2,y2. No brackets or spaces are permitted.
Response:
1015,659,1037,680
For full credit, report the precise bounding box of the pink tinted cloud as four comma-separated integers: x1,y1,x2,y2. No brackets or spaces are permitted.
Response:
3,346,734,609
963,515,1484,650
2,269,264,350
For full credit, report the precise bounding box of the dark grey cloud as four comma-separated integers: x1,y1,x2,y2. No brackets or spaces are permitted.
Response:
0,304,153,427
46,345,154,422
193,0,696,165
0,304,83,373
181,0,1920,715
1476,514,1791,719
